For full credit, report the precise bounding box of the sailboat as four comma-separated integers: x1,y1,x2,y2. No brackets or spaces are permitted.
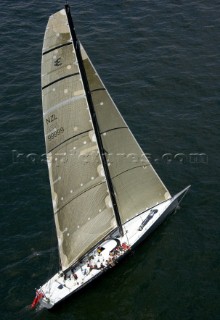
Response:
31,5,190,310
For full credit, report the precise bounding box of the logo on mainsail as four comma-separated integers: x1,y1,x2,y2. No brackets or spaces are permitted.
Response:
54,57,62,67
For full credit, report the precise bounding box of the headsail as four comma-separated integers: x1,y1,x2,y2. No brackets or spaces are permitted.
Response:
81,48,171,224
41,9,117,271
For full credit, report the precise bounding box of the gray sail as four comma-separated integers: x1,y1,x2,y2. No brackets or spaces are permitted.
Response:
41,9,117,271
81,47,171,224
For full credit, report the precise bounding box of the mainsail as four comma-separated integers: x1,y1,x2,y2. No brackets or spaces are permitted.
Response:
41,8,171,271
41,9,117,271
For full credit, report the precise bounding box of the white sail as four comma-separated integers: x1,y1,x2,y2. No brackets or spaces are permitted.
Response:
41,9,117,271
81,47,171,224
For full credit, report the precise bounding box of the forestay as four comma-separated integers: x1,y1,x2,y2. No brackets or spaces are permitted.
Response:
41,9,117,271
81,48,171,224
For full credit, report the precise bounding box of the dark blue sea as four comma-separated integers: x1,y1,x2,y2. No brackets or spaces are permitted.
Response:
1,0,219,319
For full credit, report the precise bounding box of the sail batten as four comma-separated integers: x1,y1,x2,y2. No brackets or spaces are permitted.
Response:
42,72,79,90
54,180,106,215
111,164,151,180
100,126,128,135
43,42,73,55
47,129,92,153
91,88,106,93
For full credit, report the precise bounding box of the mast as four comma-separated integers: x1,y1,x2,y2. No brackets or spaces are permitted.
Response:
65,4,124,236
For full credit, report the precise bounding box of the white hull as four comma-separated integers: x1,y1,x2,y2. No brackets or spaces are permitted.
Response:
37,186,189,310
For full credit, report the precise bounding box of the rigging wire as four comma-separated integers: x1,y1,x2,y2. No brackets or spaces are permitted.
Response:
174,186,191,213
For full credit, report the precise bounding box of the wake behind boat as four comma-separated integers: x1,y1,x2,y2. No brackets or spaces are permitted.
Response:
31,5,190,310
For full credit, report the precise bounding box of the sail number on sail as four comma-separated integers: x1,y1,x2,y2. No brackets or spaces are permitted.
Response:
46,114,58,124
45,113,65,140
48,127,64,140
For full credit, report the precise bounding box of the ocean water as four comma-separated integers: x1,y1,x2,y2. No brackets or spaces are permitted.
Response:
0,0,219,319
